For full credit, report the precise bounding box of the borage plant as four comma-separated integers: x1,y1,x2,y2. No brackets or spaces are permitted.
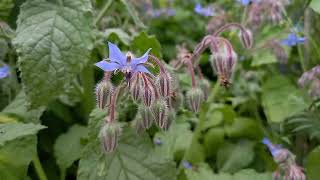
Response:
95,42,174,152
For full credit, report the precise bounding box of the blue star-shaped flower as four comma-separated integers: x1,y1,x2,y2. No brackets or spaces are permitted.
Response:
95,42,152,76
182,160,193,169
0,64,10,79
237,0,251,6
281,33,305,47
194,3,214,17
262,137,282,157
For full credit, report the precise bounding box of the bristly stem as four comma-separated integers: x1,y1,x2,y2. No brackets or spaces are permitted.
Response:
94,0,113,26
33,155,48,180
108,84,122,123
213,23,246,36
186,59,197,88
148,54,166,73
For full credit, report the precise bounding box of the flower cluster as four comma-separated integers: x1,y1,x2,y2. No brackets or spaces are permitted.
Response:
298,65,320,99
262,138,306,180
95,42,175,152
247,0,290,27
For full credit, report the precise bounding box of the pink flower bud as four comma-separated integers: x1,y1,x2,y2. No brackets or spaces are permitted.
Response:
239,29,253,49
130,73,143,102
151,99,168,129
285,165,306,180
186,87,204,113
199,78,211,101
99,122,122,153
138,105,153,129
95,80,113,109
157,71,172,98
142,75,157,107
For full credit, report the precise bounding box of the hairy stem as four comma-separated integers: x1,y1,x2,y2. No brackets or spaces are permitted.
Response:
213,23,246,36
94,0,113,26
33,155,48,180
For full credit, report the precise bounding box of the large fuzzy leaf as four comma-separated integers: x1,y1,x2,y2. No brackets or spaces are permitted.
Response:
77,108,176,180
0,122,45,146
261,75,309,123
306,146,320,180
13,0,93,108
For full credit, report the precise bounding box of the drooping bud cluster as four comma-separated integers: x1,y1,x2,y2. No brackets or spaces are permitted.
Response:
94,42,177,152
262,138,306,180
247,0,290,27
298,65,320,99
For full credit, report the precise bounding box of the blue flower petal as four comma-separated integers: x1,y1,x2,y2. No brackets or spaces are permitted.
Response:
95,61,120,71
0,64,10,79
108,42,126,66
134,64,152,75
131,48,152,66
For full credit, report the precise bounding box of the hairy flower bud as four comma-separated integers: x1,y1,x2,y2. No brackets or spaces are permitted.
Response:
130,73,143,102
138,105,153,129
151,99,168,129
96,80,113,109
99,122,122,153
143,85,156,107
239,29,253,49
286,165,306,180
186,88,204,113
157,71,172,98
199,79,211,101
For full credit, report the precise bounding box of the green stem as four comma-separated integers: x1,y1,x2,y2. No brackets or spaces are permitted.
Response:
33,155,48,180
94,0,113,26
182,82,220,164
60,169,66,180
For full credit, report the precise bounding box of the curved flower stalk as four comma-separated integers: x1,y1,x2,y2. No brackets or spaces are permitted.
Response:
95,42,176,152
262,138,306,180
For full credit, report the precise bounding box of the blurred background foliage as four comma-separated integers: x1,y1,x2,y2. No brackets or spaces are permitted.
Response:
1,0,320,180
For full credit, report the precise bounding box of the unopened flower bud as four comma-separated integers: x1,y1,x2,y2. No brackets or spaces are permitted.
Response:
239,29,253,49
162,111,175,131
143,85,156,107
157,71,172,98
186,87,204,113
96,80,113,109
151,99,168,129
199,79,211,101
138,105,153,129
130,73,143,102
99,122,122,153
286,165,306,180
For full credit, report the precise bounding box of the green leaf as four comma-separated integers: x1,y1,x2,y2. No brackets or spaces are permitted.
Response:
131,32,162,58
185,163,272,180
225,117,264,140
54,124,88,173
306,146,320,180
1,91,45,123
0,0,14,20
104,28,132,46
77,128,176,180
310,0,320,14
13,0,94,108
154,122,193,160
251,51,277,67
262,75,309,123
78,108,176,180
0,122,46,146
217,141,255,173
0,136,37,180
204,127,225,157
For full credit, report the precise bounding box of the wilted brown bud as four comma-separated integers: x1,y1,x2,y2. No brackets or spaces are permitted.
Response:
96,80,113,109
150,99,168,129
186,87,204,113
99,122,122,153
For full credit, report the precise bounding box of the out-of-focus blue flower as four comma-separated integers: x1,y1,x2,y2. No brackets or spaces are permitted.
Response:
281,33,305,47
262,137,282,157
182,160,192,169
150,8,175,18
237,0,251,6
194,3,214,17
0,64,10,79
153,138,162,145
95,42,152,75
